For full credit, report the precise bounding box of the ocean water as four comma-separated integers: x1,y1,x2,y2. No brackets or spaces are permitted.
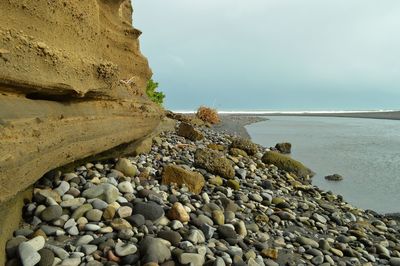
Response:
246,116,400,214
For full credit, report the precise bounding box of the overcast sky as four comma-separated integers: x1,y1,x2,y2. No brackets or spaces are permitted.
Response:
134,0,400,111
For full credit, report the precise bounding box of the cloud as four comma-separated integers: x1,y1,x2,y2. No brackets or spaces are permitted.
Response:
134,0,400,110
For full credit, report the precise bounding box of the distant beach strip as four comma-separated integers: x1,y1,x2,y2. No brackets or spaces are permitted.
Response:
174,110,400,138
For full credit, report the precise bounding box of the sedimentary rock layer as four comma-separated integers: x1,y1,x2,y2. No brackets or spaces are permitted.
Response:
0,0,162,204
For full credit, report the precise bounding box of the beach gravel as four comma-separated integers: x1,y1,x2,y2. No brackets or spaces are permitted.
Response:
5,117,400,266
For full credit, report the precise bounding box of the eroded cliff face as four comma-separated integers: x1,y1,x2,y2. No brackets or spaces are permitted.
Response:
0,0,162,205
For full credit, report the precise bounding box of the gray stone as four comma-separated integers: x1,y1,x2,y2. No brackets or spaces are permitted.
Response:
311,255,324,265
171,220,184,230
63,218,76,229
218,226,238,240
18,242,41,266
115,240,137,256
236,220,247,237
60,198,85,208
55,181,70,196
214,257,226,266
197,214,214,226
157,230,182,246
139,237,171,263
82,183,119,204
63,173,78,181
71,204,93,220
40,225,60,236
132,202,164,222
26,236,45,251
264,259,279,266
81,245,97,255
297,236,319,248
44,244,69,260
249,194,263,202
187,229,206,244
91,199,108,210
201,223,216,240
59,258,80,266
38,249,54,266
117,206,132,218
75,235,94,246
6,236,26,258
115,158,137,177
375,244,390,258
67,226,79,236
84,224,101,231
324,174,343,181
236,169,247,179
126,214,145,227
86,261,103,266
390,258,400,266
118,229,134,240
40,205,63,222
118,181,134,194
313,213,327,224
14,229,33,237
86,209,103,222
179,253,205,266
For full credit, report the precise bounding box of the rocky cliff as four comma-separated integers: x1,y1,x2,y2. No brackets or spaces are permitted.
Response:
0,0,162,235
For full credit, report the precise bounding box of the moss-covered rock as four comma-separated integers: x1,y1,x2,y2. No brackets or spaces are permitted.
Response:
177,122,204,141
230,137,258,155
207,143,225,151
162,165,205,194
226,179,240,190
275,142,292,154
229,148,248,157
262,151,314,178
194,148,235,179
208,176,224,186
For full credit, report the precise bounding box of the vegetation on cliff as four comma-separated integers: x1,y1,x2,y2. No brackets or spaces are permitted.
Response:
146,79,165,106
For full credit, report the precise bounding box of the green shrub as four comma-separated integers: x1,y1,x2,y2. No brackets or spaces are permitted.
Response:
146,79,165,106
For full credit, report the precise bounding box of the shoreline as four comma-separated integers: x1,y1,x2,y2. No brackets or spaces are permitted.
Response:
255,111,400,120
214,113,400,217
216,111,400,120
212,115,268,139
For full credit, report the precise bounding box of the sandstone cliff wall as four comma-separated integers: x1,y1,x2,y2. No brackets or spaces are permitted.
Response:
0,0,161,211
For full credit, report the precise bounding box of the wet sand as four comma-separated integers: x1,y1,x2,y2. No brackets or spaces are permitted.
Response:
212,115,268,138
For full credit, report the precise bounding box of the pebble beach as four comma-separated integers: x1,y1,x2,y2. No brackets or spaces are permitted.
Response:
5,117,400,266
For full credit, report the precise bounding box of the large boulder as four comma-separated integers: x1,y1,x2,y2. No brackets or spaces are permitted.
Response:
177,122,204,141
275,142,292,154
230,137,258,156
194,148,235,179
325,174,343,181
162,165,205,194
0,1,162,263
262,151,314,178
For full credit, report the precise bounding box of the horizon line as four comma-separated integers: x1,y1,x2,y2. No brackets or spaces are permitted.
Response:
172,109,399,114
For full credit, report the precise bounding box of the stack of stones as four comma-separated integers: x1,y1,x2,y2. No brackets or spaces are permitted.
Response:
5,122,400,266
